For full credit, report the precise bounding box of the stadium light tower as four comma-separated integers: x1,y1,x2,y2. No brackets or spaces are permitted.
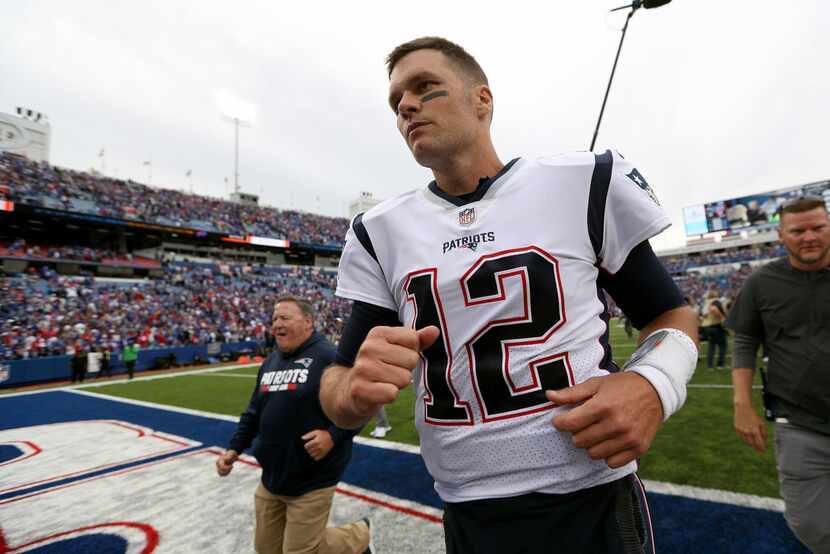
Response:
142,159,152,185
589,0,672,151
216,90,256,195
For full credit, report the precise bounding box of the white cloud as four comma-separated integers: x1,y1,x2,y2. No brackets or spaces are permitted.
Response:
1,0,828,250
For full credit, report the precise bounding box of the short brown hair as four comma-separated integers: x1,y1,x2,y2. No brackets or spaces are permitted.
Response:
386,36,488,85
777,195,828,218
275,295,314,319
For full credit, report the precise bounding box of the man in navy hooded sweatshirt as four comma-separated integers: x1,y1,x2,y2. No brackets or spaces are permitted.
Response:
217,295,372,554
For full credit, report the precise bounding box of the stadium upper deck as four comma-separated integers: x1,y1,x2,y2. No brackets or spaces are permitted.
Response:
2,150,789,264
0,152,349,248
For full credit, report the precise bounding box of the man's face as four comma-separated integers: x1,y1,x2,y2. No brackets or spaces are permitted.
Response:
271,301,312,353
388,49,488,168
779,207,830,268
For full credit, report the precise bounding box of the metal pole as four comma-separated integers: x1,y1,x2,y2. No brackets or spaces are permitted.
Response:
221,114,249,196
234,118,240,195
589,7,636,152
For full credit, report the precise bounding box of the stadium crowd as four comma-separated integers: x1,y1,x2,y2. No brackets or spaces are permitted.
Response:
0,152,348,247
603,261,758,324
0,262,349,361
675,264,755,309
660,244,785,273
1,250,772,361
0,239,157,266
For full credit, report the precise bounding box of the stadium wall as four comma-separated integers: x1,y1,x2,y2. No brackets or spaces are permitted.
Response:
0,341,258,388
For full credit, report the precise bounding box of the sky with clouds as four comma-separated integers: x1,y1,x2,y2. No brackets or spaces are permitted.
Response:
2,0,828,250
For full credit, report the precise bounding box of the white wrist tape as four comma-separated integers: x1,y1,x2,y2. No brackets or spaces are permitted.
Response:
623,328,698,421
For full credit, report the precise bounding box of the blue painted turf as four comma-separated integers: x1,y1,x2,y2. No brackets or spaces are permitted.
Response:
28,535,127,553
0,444,23,464
1,391,809,553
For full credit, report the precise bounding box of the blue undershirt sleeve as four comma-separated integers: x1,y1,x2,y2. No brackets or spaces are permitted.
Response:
335,300,402,367
598,240,685,329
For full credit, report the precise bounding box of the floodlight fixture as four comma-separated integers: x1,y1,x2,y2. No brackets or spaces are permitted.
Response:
589,0,673,151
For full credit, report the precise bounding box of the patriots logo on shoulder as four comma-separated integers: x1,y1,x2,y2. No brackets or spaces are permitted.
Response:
626,168,660,206
458,207,475,226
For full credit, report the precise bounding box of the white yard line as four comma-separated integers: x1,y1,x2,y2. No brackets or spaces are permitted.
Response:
0,363,260,399
193,372,257,378
77,364,259,387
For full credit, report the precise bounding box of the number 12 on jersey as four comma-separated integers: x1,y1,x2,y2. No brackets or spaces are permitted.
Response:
403,246,575,426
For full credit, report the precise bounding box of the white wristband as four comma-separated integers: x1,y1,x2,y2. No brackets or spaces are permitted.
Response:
623,328,698,421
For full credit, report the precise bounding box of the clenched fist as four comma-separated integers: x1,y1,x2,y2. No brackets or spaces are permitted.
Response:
215,449,239,477
321,325,439,428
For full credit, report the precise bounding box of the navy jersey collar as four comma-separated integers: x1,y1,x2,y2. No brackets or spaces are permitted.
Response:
427,158,520,207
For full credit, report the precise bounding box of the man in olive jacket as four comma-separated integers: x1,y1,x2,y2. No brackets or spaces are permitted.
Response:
727,196,830,553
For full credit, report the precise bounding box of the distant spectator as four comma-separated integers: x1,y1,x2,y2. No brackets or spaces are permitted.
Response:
70,348,87,383
622,315,634,340
122,343,139,379
700,289,728,369
262,330,277,356
746,200,769,225
101,347,112,377
87,349,102,378
369,407,392,439
726,201,749,228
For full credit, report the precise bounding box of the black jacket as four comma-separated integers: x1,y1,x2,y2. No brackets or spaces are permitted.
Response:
228,331,358,496
70,353,87,372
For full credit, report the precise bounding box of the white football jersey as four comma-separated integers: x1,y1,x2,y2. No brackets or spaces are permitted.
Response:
336,150,671,503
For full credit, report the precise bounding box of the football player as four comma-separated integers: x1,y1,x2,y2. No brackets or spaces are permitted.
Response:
321,37,698,554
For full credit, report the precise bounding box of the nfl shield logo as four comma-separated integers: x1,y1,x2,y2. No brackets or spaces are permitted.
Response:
458,207,476,226
0,364,9,384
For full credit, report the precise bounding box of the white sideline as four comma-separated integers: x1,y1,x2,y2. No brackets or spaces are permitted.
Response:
0,363,259,398
641,480,784,512
193,372,257,378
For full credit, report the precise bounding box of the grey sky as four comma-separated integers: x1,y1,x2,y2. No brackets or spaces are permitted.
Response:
3,0,828,250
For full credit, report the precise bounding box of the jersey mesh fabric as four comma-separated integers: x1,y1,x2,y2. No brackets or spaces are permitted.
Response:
336,150,671,502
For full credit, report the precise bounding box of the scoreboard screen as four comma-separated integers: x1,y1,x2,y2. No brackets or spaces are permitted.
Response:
683,180,830,236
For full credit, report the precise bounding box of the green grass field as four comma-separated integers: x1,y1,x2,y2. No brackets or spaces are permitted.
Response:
89,321,779,498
